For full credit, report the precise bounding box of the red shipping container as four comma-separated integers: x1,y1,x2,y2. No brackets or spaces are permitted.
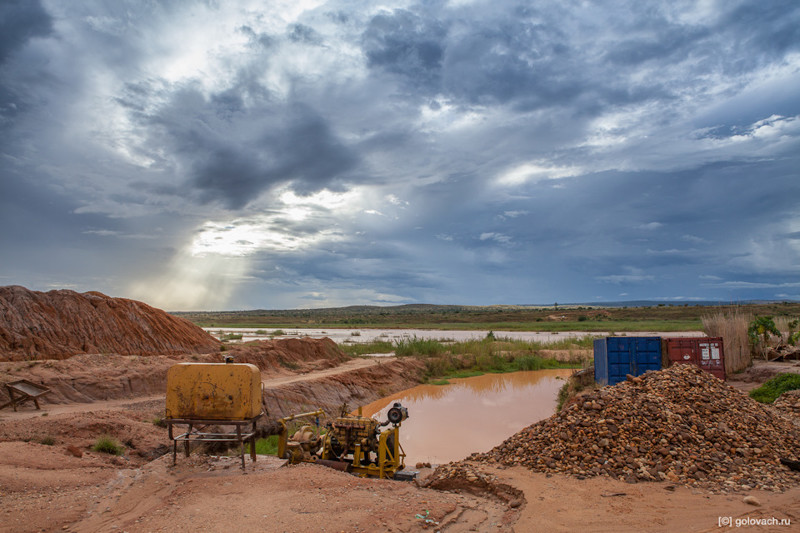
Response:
663,337,725,381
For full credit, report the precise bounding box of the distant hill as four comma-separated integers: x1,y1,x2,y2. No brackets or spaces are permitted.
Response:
173,300,800,329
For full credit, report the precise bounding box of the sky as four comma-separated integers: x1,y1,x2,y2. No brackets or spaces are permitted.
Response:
1,0,799,311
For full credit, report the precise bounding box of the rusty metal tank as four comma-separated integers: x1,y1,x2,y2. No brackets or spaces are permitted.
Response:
165,362,262,420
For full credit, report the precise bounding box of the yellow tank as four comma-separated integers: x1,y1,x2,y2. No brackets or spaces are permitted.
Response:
165,363,262,420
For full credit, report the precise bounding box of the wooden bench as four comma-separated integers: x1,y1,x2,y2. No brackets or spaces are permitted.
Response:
1,379,51,411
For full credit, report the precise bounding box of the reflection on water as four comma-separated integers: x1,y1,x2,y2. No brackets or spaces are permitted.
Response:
359,369,573,466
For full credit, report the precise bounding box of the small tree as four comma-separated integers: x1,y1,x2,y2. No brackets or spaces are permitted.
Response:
788,319,800,346
748,316,780,359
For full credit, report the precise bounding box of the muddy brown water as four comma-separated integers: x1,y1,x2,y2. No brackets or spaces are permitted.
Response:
358,368,574,466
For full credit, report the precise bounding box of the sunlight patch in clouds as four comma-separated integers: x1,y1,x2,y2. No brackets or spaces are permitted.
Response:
495,162,583,186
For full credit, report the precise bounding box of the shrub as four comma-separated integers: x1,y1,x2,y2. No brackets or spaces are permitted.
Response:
748,316,780,358
394,337,445,357
40,436,55,446
749,373,800,403
92,435,124,455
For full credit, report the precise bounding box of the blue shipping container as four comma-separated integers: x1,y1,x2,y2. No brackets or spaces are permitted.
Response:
594,337,662,386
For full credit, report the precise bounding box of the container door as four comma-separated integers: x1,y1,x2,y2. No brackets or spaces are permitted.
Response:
667,338,698,366
631,337,662,377
593,338,609,386
699,339,725,380
606,338,632,385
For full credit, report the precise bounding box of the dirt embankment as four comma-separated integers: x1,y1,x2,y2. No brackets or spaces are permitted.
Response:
0,286,220,361
0,336,423,412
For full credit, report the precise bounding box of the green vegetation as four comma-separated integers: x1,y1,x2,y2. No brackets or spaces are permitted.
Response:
342,335,595,358
244,435,280,456
355,335,586,383
787,319,800,346
218,332,244,342
749,373,800,404
92,435,125,455
394,336,448,357
40,436,55,446
174,302,800,332
556,382,572,411
340,340,395,357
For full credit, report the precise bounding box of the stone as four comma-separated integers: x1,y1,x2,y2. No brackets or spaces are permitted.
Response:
66,445,83,458
743,495,761,506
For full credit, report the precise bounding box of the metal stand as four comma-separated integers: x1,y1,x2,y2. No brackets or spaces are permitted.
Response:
165,412,264,469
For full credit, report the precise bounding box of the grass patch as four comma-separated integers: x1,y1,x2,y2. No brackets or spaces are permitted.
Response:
219,332,244,342
749,373,800,403
340,340,395,357
92,435,124,455
556,382,572,411
245,435,280,456
40,436,55,446
394,336,447,357
339,336,583,383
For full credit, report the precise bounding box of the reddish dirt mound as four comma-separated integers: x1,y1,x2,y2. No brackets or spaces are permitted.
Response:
0,286,220,361
227,337,350,372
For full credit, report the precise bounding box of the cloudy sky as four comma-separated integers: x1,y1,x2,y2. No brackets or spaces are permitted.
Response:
1,0,799,310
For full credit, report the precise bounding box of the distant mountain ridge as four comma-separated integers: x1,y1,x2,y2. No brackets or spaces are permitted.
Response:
176,299,793,315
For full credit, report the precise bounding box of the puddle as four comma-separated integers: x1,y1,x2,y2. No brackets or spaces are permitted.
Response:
358,368,574,466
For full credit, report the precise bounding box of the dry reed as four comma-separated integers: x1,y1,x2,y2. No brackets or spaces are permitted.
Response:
702,309,752,374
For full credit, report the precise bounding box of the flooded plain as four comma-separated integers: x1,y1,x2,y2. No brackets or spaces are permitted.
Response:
206,327,703,345
358,368,574,466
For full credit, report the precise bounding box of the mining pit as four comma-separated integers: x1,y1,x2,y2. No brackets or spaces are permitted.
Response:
2,287,800,532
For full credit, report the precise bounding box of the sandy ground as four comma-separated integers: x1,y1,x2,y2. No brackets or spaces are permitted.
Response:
4,444,797,533
2,360,800,532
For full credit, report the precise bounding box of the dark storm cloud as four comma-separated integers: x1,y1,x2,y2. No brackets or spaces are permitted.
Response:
186,105,358,208
130,80,359,209
362,9,447,90
605,24,711,66
2,0,799,308
0,0,53,64
723,0,800,56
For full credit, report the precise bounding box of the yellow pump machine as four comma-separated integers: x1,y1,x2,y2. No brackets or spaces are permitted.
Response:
277,403,410,479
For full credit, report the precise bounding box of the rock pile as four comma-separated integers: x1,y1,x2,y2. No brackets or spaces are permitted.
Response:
773,389,800,417
468,364,800,492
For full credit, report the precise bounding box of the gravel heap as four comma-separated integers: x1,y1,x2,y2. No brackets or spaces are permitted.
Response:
773,389,800,417
469,364,800,492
